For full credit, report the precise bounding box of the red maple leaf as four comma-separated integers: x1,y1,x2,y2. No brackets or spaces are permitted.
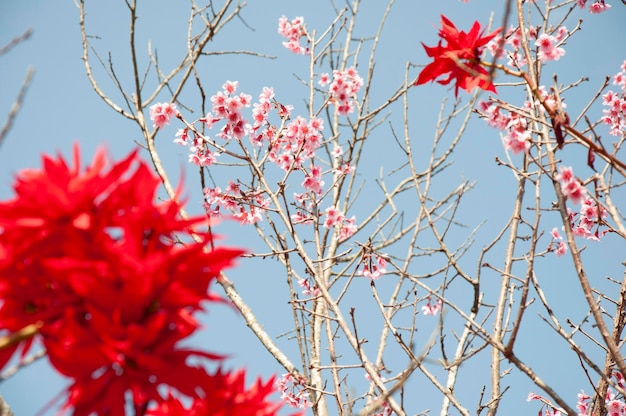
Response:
415,15,502,96
0,145,247,413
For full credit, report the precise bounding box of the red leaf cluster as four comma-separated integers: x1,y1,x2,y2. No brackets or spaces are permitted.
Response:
0,146,280,414
415,15,502,96
148,369,286,416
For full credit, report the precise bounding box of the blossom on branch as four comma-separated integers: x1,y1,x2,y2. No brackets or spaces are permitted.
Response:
278,16,308,55
414,15,502,96
149,102,177,129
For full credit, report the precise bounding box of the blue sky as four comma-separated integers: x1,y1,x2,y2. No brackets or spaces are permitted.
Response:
1,1,625,414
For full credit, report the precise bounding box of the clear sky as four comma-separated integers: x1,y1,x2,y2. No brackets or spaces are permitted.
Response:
1,1,625,415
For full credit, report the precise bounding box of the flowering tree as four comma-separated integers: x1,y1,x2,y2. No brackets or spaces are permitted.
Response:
1,0,625,415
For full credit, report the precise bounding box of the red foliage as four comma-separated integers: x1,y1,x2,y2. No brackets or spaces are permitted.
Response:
148,369,288,416
0,145,282,414
415,15,502,95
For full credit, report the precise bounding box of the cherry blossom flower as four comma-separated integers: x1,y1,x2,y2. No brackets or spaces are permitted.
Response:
556,166,586,204
576,391,591,416
149,102,177,128
319,73,330,86
328,68,363,115
527,392,564,416
359,254,388,280
589,0,612,13
321,206,357,240
277,373,312,409
605,388,626,416
421,297,443,316
278,16,308,54
504,115,531,154
339,216,357,240
550,227,568,256
174,128,188,146
298,278,321,297
535,32,566,62
369,397,393,416
601,63,626,136
478,101,511,130
570,198,608,241
203,185,269,225
415,15,502,95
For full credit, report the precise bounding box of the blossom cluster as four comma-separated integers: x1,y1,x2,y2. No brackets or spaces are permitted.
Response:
298,278,321,297
486,24,567,68
556,165,586,204
172,81,254,167
359,253,388,280
203,182,270,225
421,297,443,316
602,61,626,136
478,101,530,154
163,81,360,241
550,227,568,256
149,102,177,129
276,373,312,409
278,16,308,54
478,83,569,154
321,204,357,241
550,166,608,256
320,68,364,115
0,146,282,414
529,373,626,416
577,0,612,13
160,19,363,237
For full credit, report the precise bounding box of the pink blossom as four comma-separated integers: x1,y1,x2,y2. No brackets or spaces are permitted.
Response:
298,279,321,297
422,297,443,316
323,205,345,228
555,26,568,42
555,166,575,183
535,33,565,62
328,67,363,115
479,101,510,130
486,34,505,58
291,211,312,225
503,122,531,154
223,80,238,94
563,180,586,204
188,149,218,167
601,64,626,135
278,16,308,54
149,102,177,128
174,128,188,146
302,174,325,195
555,166,587,204
589,1,611,13
319,73,330,86
322,207,357,240
359,254,388,280
334,161,354,176
277,373,312,409
577,390,591,416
